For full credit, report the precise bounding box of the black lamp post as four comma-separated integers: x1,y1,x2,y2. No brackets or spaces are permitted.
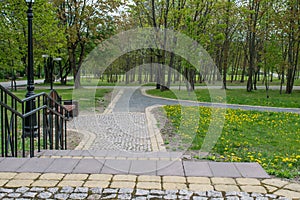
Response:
24,0,37,137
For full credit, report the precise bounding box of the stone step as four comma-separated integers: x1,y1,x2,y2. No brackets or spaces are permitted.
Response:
24,150,271,179
36,150,183,161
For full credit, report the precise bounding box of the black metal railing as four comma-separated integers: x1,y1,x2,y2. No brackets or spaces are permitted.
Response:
0,85,70,157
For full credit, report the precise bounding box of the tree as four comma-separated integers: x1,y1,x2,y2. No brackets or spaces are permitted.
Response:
54,0,122,88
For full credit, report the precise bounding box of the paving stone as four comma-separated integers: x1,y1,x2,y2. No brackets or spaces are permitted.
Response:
234,163,269,178
240,185,266,193
84,181,109,188
31,180,59,187
14,173,41,180
88,174,113,181
209,162,241,177
165,190,178,195
194,191,207,196
119,188,134,194
74,187,88,193
7,193,21,198
225,191,238,196
69,193,88,199
113,174,137,182
47,187,59,193
103,188,119,194
237,191,250,197
207,190,223,197
37,192,52,199
138,175,161,182
274,189,300,199
150,189,165,195
264,184,277,193
130,160,156,175
0,172,17,179
5,180,34,188
265,194,277,199
147,194,163,199
164,194,177,199
235,178,260,185
240,197,253,200
0,193,6,198
63,174,89,181
0,180,8,186
54,193,70,200
137,182,161,190
187,177,211,184
101,193,117,199
23,192,37,198
135,189,149,196
226,197,239,200
211,178,236,185
163,176,186,183
45,158,79,173
0,188,14,193
261,179,289,188
17,158,55,173
0,158,28,172
163,183,187,190
134,197,147,200
284,183,300,192
90,187,102,194
255,197,268,200
30,187,45,192
193,197,208,200
58,180,84,187
101,160,131,174
87,194,102,199
16,187,29,193
183,161,213,177
118,193,132,199
157,161,184,176
277,197,290,200
178,195,191,199
39,173,65,180
215,184,240,192
60,186,74,193
251,192,263,197
110,181,136,188
189,184,214,192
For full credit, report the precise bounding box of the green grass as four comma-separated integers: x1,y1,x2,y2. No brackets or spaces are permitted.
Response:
163,105,300,178
147,88,300,108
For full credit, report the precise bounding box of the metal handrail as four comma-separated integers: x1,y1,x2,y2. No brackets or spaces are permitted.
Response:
0,85,70,157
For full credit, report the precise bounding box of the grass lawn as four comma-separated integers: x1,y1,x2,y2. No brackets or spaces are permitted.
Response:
163,105,300,178
147,88,300,108
12,88,112,114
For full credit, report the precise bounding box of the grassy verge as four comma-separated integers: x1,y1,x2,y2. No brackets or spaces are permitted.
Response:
163,105,300,178
147,88,300,108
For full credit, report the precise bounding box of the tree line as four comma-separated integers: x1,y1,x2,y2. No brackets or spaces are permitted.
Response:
0,0,299,93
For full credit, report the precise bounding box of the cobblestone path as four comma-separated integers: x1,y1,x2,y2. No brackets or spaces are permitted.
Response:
69,112,151,151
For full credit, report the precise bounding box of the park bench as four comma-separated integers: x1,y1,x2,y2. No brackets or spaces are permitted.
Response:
49,90,78,118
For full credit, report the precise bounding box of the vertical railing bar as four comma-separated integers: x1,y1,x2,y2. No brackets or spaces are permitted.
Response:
1,89,4,157
37,96,41,152
10,96,14,157
65,113,67,150
50,106,53,150
14,98,18,157
60,116,63,150
22,102,25,157
4,92,8,157
55,103,59,150
43,95,46,149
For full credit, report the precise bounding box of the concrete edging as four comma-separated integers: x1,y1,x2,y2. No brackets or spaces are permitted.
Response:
145,105,166,152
